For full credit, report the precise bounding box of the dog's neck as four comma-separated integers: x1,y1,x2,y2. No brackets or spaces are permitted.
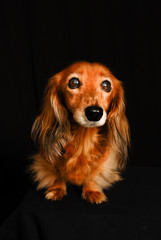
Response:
67,123,108,155
71,126,98,145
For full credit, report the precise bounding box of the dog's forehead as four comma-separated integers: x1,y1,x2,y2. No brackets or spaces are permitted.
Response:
67,62,112,78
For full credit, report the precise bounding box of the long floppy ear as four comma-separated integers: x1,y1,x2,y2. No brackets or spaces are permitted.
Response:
31,72,71,162
108,80,130,170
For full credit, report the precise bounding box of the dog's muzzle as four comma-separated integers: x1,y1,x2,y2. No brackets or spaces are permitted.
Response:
85,106,103,122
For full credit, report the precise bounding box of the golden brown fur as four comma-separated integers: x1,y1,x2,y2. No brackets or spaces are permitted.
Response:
30,61,130,204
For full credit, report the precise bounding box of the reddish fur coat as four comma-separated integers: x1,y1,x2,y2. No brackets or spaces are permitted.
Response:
30,61,130,204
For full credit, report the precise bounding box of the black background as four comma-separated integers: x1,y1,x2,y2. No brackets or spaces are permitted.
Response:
0,0,161,236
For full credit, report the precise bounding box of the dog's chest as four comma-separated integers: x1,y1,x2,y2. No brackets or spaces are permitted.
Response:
61,128,103,185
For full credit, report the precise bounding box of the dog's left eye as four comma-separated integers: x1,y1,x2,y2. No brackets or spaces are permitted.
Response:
101,80,111,92
68,77,80,89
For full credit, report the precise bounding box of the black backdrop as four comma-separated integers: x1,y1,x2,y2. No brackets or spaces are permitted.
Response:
0,0,161,236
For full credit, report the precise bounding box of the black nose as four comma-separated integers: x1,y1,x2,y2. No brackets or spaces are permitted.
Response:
85,106,103,122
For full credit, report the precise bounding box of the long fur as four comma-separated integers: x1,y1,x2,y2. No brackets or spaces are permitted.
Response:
30,61,130,204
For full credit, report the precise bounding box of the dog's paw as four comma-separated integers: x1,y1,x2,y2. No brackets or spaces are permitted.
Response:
82,190,107,204
45,187,66,201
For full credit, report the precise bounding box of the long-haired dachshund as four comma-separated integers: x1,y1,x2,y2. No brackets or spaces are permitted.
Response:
31,61,130,204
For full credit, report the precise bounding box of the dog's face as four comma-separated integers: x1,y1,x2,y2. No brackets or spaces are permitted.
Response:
60,62,116,128
32,61,130,164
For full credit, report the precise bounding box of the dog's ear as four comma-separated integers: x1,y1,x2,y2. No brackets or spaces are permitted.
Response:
31,72,71,162
108,80,130,170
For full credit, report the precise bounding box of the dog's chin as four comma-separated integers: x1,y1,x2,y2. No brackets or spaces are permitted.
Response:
73,111,107,128
78,121,105,128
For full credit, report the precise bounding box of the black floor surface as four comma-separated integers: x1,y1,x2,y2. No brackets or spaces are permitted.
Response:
0,167,161,240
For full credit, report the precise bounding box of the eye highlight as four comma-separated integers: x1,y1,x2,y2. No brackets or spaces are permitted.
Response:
68,77,80,89
101,80,111,92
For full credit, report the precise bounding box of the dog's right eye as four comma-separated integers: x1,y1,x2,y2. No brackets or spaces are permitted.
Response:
68,77,80,89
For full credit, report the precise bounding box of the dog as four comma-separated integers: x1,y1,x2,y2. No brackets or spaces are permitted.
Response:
30,61,130,204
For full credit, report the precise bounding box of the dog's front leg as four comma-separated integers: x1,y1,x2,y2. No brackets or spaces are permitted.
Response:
45,180,67,201
82,181,107,204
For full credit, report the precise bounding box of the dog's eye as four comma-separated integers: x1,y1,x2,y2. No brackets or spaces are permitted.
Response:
68,77,80,89
101,80,111,92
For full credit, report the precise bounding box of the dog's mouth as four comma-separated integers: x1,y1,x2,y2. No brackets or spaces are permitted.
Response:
73,106,107,128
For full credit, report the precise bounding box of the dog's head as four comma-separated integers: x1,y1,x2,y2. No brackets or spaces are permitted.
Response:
32,61,130,165
62,62,114,128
